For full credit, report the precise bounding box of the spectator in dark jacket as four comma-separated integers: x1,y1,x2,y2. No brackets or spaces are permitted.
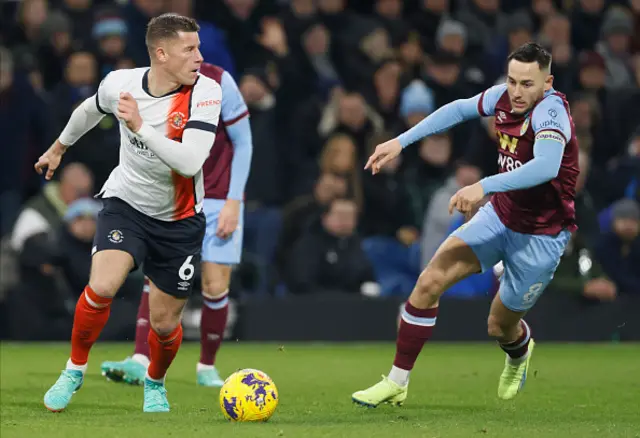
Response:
285,197,376,294
595,199,640,295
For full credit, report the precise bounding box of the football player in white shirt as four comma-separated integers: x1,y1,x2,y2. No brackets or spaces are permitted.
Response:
36,14,221,413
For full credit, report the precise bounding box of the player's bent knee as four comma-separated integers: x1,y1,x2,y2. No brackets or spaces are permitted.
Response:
201,277,230,298
201,263,231,298
149,314,181,337
151,322,180,337
414,268,447,301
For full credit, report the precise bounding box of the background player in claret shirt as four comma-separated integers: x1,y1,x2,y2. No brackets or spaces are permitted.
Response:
352,43,579,407
100,62,252,388
35,14,223,413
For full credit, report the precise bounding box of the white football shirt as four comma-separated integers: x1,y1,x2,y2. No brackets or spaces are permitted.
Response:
95,67,222,221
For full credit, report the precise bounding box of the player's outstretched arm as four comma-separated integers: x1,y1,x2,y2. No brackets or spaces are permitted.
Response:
365,84,506,174
34,96,106,179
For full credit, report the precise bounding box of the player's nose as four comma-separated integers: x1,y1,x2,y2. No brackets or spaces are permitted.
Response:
194,49,204,63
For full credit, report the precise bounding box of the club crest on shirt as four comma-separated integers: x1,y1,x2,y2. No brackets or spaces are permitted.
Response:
169,111,186,129
108,229,124,244
520,117,530,136
497,111,507,123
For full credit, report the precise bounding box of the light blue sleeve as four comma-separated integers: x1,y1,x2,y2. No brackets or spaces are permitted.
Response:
226,117,253,200
397,83,506,148
531,94,572,141
221,70,252,200
479,137,565,194
220,70,249,124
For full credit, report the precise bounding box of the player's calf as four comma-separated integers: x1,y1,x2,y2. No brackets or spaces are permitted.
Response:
354,236,481,406
198,262,231,387
488,295,535,399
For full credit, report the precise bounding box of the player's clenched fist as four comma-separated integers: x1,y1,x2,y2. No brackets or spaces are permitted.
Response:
448,182,485,216
365,138,402,175
117,92,143,133
34,139,67,180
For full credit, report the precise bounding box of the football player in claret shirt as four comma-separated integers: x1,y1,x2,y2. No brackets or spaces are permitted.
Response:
353,42,579,407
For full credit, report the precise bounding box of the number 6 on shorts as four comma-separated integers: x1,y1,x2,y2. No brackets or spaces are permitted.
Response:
179,255,195,281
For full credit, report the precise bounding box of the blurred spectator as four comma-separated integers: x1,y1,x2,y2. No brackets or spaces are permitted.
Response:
421,51,475,156
603,54,640,155
373,0,407,47
436,19,487,91
318,133,363,206
92,9,129,79
574,150,601,250
456,0,507,55
59,0,94,47
51,51,98,132
285,197,376,294
549,231,617,302
576,50,608,111
277,173,348,270
10,163,93,252
595,199,640,295
54,198,102,295
538,13,574,91
361,139,415,241
602,129,640,206
421,162,481,267
123,0,165,67
369,58,402,129
6,231,74,340
240,70,284,295
409,0,450,53
0,46,50,237
596,7,636,89
571,0,607,52
198,0,277,75
631,0,640,53
398,79,434,131
487,10,534,79
402,133,453,230
37,10,73,90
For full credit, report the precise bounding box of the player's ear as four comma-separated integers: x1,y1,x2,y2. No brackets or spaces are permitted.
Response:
155,46,168,63
544,74,554,91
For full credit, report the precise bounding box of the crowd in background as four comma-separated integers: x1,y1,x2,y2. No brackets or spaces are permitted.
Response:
1,0,639,338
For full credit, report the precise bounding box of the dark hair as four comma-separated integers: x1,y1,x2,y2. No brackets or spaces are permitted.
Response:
322,197,358,216
146,13,199,49
507,42,552,71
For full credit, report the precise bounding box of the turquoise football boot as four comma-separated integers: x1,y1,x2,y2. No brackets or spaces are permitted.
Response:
143,378,170,413
101,357,147,386
44,370,84,412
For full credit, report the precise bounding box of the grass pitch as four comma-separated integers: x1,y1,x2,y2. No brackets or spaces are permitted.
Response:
1,342,639,438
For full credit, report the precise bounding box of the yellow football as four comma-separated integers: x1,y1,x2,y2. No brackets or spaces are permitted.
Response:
219,368,279,422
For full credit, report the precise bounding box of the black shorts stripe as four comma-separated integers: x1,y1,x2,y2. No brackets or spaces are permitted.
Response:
185,120,217,132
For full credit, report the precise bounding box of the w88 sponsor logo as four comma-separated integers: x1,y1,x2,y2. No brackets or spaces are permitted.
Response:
498,153,523,172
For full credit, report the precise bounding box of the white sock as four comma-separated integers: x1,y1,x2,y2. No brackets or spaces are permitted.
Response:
66,358,88,374
507,349,530,365
388,365,410,387
131,354,150,368
145,372,165,385
197,363,215,372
